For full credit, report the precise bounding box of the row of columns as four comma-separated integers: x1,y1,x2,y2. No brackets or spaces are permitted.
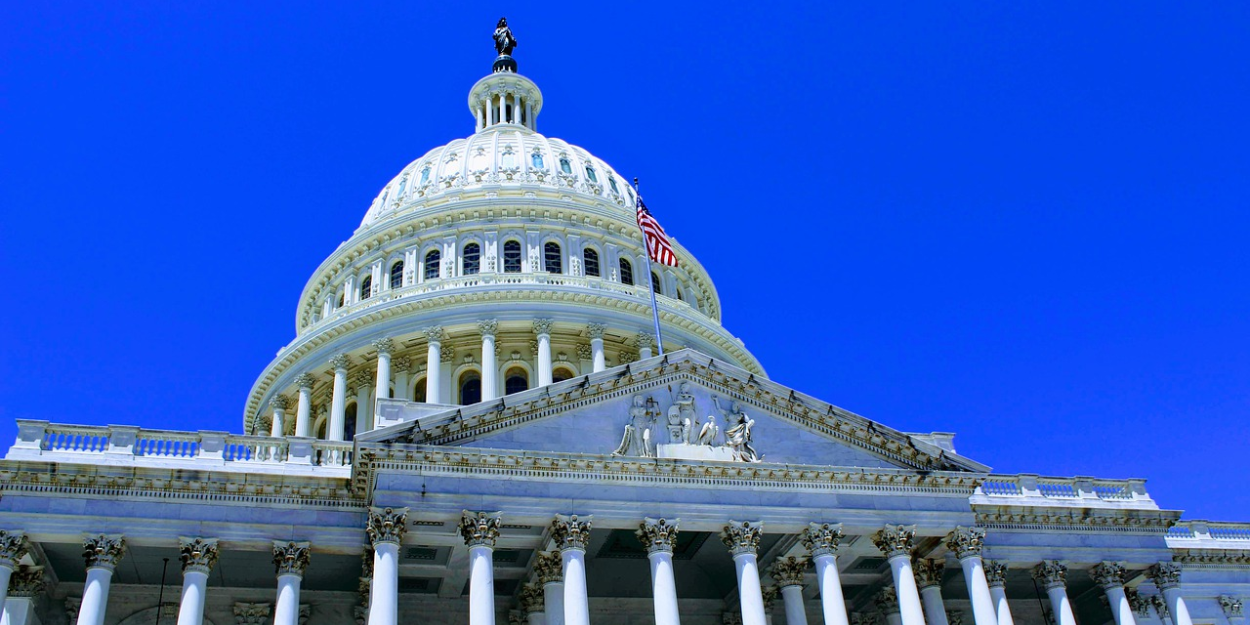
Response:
476,90,535,131
273,321,626,438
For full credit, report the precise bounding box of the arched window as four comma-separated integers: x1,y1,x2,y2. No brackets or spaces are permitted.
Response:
459,372,482,405
608,177,620,195
463,243,481,275
559,158,572,174
413,378,427,403
583,248,600,277
344,403,357,442
360,276,373,300
532,153,544,169
424,250,441,280
552,368,575,383
505,368,528,395
390,261,404,289
420,167,430,185
619,258,634,286
544,242,562,273
503,240,522,273
584,167,598,183
651,272,663,295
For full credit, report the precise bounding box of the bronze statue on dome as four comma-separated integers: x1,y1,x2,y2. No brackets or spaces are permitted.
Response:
494,18,518,57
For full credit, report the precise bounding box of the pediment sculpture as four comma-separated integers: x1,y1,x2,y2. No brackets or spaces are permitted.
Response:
612,387,761,463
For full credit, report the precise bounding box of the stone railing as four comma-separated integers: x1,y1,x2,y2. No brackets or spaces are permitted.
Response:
1166,520,1250,546
6,421,353,476
303,272,702,334
973,473,1155,508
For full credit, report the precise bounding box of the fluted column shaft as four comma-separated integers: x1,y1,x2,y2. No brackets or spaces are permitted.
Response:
295,377,313,437
329,356,350,441
375,348,392,401
426,338,443,403
480,323,498,401
536,328,553,386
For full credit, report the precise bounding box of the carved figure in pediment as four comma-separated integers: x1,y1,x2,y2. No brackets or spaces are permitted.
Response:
612,395,655,458
667,382,698,443
713,395,761,462
697,415,720,446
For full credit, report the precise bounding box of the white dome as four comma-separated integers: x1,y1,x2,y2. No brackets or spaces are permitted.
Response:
359,127,637,231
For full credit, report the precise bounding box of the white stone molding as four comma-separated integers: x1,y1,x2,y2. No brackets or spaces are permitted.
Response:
233,603,272,625
460,510,503,548
551,514,592,552
83,534,126,570
367,507,409,546
272,541,311,577
178,537,219,574
638,518,680,555
576,344,593,360
770,556,807,588
871,525,915,559
722,521,763,557
913,558,943,589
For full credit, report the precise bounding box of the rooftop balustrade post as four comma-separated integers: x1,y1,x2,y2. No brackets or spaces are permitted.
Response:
285,437,314,466
12,421,48,451
105,426,139,457
1016,474,1040,497
1074,477,1098,499
196,432,228,463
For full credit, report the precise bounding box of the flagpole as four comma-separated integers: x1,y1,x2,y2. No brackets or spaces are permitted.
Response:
634,177,664,357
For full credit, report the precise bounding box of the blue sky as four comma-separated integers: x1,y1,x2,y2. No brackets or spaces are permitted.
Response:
2,3,1248,520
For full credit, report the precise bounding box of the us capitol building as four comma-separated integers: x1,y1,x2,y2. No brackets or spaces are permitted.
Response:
1,21,1246,625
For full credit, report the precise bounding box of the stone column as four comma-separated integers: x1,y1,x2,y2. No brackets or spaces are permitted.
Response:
425,327,443,403
393,358,411,401
637,332,655,360
722,521,767,625
520,583,546,625
176,538,219,625
1150,595,1173,625
801,523,849,625
461,511,503,625
270,396,289,437
763,586,780,625
587,324,606,373
984,561,1014,625
536,552,565,625
1,565,45,625
877,587,903,625
367,507,408,625
1091,562,1137,625
374,339,394,402
1219,596,1244,625
294,374,315,437
871,525,925,625
0,531,28,618
639,518,681,625
353,373,373,436
535,320,554,386
271,541,310,625
1151,563,1193,625
1033,561,1076,625
913,558,949,625
946,527,998,625
78,535,126,625
552,515,592,625
480,321,499,401
771,556,809,625
328,354,352,440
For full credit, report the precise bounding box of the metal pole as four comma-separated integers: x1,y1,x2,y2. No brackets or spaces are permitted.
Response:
155,557,170,625
634,177,664,356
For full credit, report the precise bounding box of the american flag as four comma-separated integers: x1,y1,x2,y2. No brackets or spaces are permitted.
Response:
636,196,678,267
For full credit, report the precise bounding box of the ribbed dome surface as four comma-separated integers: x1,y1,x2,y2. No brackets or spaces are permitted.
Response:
359,126,636,230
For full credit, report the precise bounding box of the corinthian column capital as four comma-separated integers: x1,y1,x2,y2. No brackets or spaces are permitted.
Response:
871,524,915,559
1149,562,1182,590
424,326,444,343
984,560,1009,588
1219,596,1244,619
460,511,503,549
770,556,808,588
372,338,394,355
534,551,563,584
637,518,680,555
1032,560,1067,590
875,586,900,615
801,522,843,557
178,537,220,574
945,526,986,559
533,319,554,336
272,541,311,577
367,507,409,546
635,332,655,349
586,323,606,340
1090,561,1127,589
478,319,498,337
913,557,944,589
551,514,592,552
0,530,28,566
9,565,46,598
721,520,763,557
1126,588,1150,618
233,602,273,625
82,534,126,570
519,582,545,613
329,354,352,371
294,373,317,389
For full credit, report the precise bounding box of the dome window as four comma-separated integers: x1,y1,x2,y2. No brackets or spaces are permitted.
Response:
559,158,572,175
380,189,389,206
459,372,482,405
532,153,544,169
544,242,562,273
397,175,408,197
360,276,373,300
503,240,523,273
651,272,663,295
584,167,598,183
424,250,441,280
505,368,528,395
583,248,600,277
463,243,481,275
619,258,634,286
608,177,620,195
420,167,430,185
390,261,404,289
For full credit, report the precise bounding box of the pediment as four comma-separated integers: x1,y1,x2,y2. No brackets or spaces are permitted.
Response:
361,349,989,473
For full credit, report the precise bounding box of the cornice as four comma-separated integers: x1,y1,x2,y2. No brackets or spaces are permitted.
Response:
973,506,1180,534
1170,548,1250,566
